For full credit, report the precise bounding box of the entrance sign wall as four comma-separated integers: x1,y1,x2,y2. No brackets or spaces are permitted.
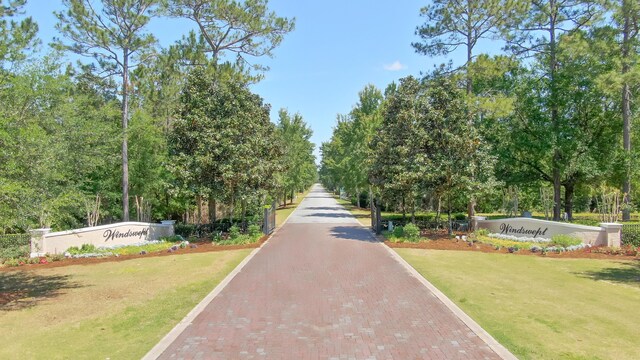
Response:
30,221,175,257
472,217,621,247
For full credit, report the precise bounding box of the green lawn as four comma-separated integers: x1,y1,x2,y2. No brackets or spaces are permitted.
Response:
0,249,251,359
396,249,640,360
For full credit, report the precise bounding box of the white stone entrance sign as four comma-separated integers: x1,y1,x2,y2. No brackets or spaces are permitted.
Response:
472,217,621,247
30,221,175,257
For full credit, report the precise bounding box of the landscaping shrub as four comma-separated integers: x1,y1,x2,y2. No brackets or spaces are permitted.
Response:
160,235,185,242
404,223,420,241
248,224,262,237
174,223,196,238
550,234,582,248
111,242,173,256
622,232,640,247
454,213,467,221
228,225,241,240
66,244,99,255
475,228,489,237
0,245,29,262
393,226,404,238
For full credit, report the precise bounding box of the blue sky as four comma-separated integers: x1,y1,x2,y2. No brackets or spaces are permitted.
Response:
25,1,485,161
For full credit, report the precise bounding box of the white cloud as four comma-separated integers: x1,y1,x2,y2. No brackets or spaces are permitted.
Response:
383,61,407,71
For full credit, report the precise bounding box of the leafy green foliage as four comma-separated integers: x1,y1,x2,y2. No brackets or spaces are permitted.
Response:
170,66,282,223
393,226,404,238
276,109,317,204
162,0,295,73
228,225,241,240
111,242,174,255
66,244,99,255
403,223,420,241
550,235,582,248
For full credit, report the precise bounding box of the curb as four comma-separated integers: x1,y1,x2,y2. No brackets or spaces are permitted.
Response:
142,193,307,360
380,242,518,360
350,215,517,359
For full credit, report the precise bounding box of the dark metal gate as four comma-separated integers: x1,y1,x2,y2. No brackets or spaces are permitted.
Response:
263,201,276,235
371,199,381,234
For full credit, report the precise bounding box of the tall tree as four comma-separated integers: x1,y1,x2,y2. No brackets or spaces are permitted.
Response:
55,0,159,221
170,67,282,225
504,0,603,220
162,0,294,72
413,0,515,219
615,0,640,220
0,0,39,72
413,0,517,95
276,109,316,205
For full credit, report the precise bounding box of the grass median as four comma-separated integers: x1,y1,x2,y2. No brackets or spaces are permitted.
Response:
396,248,640,360
0,249,251,359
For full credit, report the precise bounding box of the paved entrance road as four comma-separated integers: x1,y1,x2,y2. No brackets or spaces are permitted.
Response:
152,185,505,359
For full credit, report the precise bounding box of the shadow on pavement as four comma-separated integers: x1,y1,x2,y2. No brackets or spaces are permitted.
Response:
330,226,380,243
305,207,344,211
304,212,354,219
1,271,83,311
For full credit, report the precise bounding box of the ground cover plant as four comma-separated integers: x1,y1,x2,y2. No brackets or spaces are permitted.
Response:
396,249,640,360
472,231,588,253
383,223,425,243
213,224,263,246
0,250,251,359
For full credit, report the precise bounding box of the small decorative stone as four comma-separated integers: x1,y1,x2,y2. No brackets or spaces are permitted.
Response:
190,244,198,249
139,250,147,255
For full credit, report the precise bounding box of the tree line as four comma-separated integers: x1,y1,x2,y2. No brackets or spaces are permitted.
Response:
0,0,316,233
321,0,639,223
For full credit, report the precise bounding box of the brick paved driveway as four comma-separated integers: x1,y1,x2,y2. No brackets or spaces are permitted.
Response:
152,185,506,359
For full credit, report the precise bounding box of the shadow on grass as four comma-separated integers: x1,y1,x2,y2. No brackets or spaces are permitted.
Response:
0,271,83,311
576,261,640,286
330,226,380,243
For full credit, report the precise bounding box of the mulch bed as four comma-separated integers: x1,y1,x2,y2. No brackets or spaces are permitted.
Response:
384,231,640,261
0,236,269,272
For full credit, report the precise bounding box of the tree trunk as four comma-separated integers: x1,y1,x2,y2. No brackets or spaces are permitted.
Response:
411,202,415,223
208,196,216,223
553,165,562,221
564,183,574,221
549,8,562,222
436,196,441,222
447,192,453,236
229,197,235,224
369,186,374,228
402,196,406,221
241,200,247,231
356,187,360,208
622,1,632,221
196,194,202,225
121,49,130,221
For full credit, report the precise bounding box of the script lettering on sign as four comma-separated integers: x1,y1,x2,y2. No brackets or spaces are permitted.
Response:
103,228,150,242
499,223,548,238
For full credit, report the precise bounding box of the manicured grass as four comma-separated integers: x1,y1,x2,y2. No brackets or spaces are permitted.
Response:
396,249,640,360
335,197,371,227
275,188,311,227
0,249,251,359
